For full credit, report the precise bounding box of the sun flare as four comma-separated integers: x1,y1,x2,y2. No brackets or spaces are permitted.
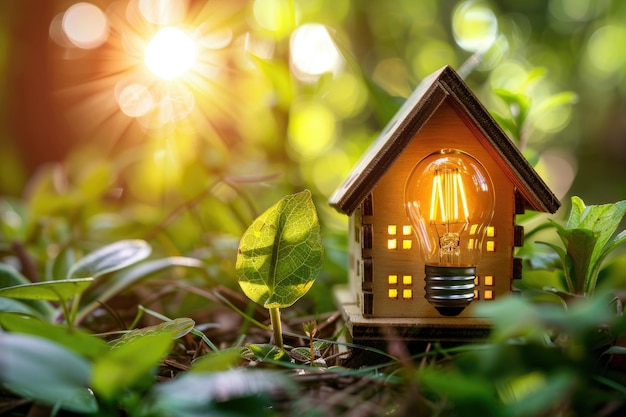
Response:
145,27,198,80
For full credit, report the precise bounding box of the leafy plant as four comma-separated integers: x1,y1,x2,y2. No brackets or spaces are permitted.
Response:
538,196,626,299
489,68,577,152
0,315,199,414
236,190,323,351
0,239,204,326
416,293,626,417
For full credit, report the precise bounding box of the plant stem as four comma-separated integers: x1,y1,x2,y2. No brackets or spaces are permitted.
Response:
269,307,283,350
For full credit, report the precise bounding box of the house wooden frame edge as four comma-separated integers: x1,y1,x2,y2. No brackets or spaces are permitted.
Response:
329,65,561,217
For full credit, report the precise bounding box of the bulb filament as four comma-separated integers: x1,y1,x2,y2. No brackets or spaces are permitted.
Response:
429,168,469,264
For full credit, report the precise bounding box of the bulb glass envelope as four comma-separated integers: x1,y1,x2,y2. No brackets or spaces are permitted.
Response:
405,149,495,267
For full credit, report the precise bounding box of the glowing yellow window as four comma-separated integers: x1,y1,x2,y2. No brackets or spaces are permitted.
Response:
474,289,479,299
402,289,413,299
402,240,412,249
474,277,479,285
388,275,398,285
484,290,494,300
388,288,398,299
402,275,412,285
486,241,496,252
388,239,397,250
484,275,494,286
487,226,496,237
402,225,412,235
387,225,397,235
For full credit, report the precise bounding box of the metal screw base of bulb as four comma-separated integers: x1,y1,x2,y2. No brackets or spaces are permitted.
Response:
424,265,476,316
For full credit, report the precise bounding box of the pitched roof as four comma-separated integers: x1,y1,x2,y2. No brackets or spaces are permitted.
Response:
329,65,561,216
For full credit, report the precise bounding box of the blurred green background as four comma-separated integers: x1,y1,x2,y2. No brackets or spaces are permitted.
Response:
0,0,625,312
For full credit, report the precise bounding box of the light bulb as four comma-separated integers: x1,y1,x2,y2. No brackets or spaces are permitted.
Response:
405,149,495,316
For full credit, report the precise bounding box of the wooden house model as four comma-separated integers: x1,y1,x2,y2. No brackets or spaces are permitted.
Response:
330,65,560,343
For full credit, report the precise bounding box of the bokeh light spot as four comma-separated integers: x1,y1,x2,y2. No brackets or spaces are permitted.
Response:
373,58,412,98
536,149,577,199
288,101,336,159
62,2,109,49
290,24,343,81
117,83,154,118
322,72,367,119
452,0,498,52
311,151,351,195
585,25,626,75
145,27,198,80
411,40,457,78
253,0,297,38
549,0,594,22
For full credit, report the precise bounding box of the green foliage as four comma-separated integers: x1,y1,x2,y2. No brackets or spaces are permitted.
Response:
68,239,151,279
0,239,204,327
0,333,97,413
0,313,108,359
3,1,626,416
140,369,297,417
417,293,626,417
108,317,195,349
236,190,323,350
0,278,93,301
538,196,626,298
236,190,323,309
92,331,173,400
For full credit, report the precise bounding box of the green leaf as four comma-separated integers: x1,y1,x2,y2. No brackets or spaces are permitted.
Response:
46,245,75,281
566,195,586,228
501,371,577,417
236,190,323,309
0,278,93,302
191,347,244,372
109,317,195,349
245,343,290,362
0,264,54,317
0,263,30,287
0,333,97,413
418,367,499,416
536,240,574,293
68,239,152,279
557,228,597,294
535,91,578,113
563,197,626,294
77,256,204,323
92,331,173,399
600,229,626,264
146,369,296,416
0,313,108,359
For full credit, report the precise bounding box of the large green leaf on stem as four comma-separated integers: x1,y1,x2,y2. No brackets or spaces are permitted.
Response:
236,190,323,309
0,333,97,413
68,239,151,279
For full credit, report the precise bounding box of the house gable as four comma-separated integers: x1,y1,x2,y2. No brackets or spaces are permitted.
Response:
329,65,560,217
